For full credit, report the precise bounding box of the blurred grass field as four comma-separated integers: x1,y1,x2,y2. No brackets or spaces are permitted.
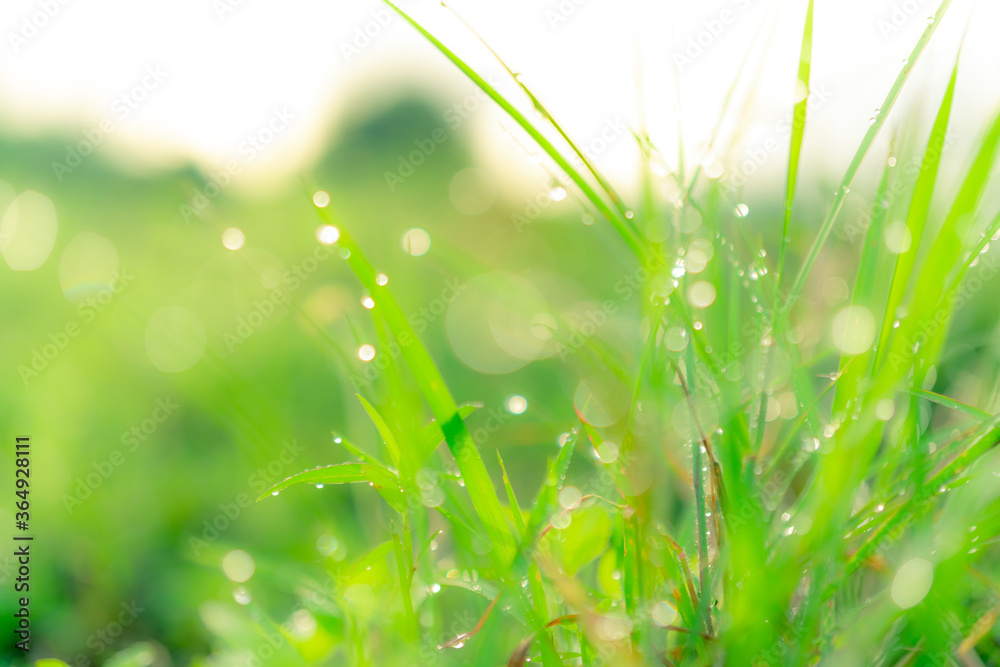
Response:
3,0,1000,665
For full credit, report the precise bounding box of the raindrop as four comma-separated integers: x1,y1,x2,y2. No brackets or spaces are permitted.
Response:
222,227,245,250
597,440,620,464
312,190,331,208
506,395,528,414
316,225,340,245
403,228,431,256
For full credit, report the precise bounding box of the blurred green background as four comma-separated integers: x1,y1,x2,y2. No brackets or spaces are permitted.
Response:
3,2,1000,665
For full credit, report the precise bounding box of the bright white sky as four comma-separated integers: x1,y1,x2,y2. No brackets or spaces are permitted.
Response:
0,0,997,197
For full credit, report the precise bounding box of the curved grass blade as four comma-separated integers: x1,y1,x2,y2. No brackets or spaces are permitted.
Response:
335,433,386,467
381,0,648,263
905,388,992,421
442,3,632,225
257,462,406,513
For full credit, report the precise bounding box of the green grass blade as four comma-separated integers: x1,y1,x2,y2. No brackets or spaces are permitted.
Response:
336,433,387,467
357,393,405,474
905,388,992,421
318,206,519,568
775,0,814,290
497,450,526,535
783,0,954,314
391,531,419,641
257,462,406,512
876,58,959,368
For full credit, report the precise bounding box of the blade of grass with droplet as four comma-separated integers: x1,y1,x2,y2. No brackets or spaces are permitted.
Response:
775,0,814,290
443,3,632,226
866,94,999,493
257,462,406,513
381,0,647,264
887,108,1000,375
510,426,580,572
905,388,992,421
783,0,954,315
336,434,386,467
497,430,578,667
831,152,894,417
834,408,1000,589
875,57,958,376
318,207,518,569
794,40,959,555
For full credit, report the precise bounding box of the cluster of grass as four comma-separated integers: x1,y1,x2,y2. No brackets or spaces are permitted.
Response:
235,0,1000,665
